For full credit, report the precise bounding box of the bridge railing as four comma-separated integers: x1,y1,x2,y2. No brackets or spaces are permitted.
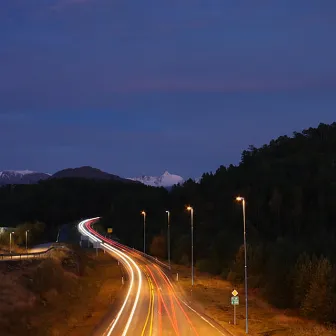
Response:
0,246,56,261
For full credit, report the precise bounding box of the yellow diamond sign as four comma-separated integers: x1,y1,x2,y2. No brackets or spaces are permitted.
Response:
107,228,113,233
232,289,238,297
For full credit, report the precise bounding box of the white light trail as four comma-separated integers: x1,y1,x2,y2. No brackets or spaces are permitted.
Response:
78,217,143,336
102,243,135,336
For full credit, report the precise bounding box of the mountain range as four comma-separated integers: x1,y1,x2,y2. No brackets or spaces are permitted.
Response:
128,171,184,187
0,167,185,188
0,170,51,185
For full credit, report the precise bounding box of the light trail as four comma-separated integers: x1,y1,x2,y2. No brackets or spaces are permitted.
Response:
78,218,102,243
102,243,135,336
154,265,199,336
79,219,135,335
79,217,230,336
141,271,154,336
79,218,143,336
154,265,227,336
150,278,155,336
146,265,180,336
85,220,143,336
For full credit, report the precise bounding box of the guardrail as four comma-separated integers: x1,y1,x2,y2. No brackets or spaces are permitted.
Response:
0,247,55,261
132,248,171,270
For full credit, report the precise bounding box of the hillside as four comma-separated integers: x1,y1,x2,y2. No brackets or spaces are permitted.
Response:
0,247,120,336
51,166,134,183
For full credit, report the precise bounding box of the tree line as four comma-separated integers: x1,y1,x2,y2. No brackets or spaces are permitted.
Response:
1,122,336,322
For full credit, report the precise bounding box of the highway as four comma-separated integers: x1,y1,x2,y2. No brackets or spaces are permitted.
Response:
78,218,232,336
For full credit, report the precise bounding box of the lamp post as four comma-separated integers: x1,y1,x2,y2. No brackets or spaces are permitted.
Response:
25,230,29,252
187,206,194,286
9,231,14,254
166,210,171,269
141,211,146,253
236,196,248,334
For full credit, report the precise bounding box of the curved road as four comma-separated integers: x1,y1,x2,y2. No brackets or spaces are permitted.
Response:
78,218,231,336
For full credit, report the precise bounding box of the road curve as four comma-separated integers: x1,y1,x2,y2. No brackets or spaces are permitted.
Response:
78,218,232,336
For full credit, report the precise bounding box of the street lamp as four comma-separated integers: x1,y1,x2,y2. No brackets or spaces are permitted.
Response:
187,206,194,286
236,196,248,334
141,211,146,254
166,210,171,269
9,231,14,254
25,230,29,252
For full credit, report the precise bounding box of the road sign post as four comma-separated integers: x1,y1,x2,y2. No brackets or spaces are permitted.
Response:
93,241,100,257
231,290,239,325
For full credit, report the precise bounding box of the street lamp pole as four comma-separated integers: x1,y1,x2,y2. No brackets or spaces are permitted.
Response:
9,231,14,254
141,211,146,254
166,210,171,269
187,206,194,286
236,196,248,334
26,230,29,252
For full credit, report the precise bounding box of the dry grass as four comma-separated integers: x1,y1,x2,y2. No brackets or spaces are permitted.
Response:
48,250,122,336
171,264,336,336
0,247,121,336
0,243,26,254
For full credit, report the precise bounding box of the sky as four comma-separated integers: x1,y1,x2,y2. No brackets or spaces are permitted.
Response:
1,0,336,178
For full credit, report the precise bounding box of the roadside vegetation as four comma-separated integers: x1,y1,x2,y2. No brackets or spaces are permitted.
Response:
0,246,121,336
173,264,336,336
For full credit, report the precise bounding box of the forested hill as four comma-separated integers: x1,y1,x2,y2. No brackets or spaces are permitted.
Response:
182,122,336,241
163,122,336,321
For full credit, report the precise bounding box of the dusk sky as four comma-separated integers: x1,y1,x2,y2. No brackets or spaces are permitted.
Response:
1,1,336,178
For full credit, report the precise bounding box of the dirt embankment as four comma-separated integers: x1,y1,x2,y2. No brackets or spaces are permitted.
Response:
0,247,121,336
172,264,336,336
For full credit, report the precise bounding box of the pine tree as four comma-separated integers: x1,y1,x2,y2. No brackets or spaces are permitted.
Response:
301,257,335,322
292,253,315,307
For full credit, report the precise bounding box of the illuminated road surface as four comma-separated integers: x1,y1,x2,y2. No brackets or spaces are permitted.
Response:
78,218,231,336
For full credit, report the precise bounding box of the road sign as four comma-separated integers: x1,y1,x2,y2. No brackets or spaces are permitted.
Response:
107,228,113,233
231,296,239,325
231,296,239,305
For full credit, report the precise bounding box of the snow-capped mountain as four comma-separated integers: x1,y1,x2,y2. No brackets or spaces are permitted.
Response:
128,171,184,188
0,170,51,185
